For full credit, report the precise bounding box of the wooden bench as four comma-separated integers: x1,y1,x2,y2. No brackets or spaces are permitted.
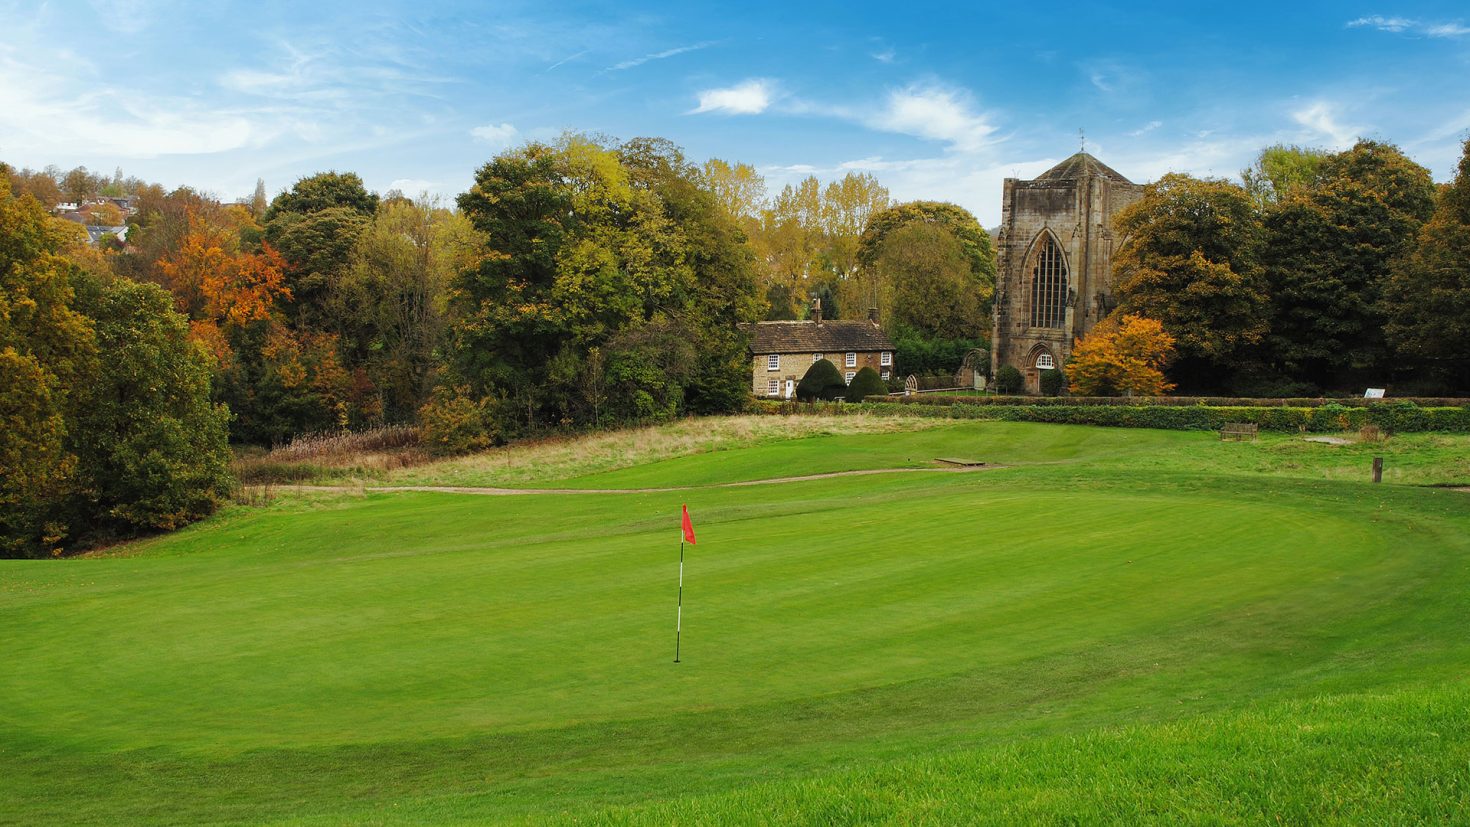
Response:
1220,422,1258,441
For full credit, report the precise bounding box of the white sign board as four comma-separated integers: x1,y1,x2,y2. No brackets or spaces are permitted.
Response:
1364,388,1386,399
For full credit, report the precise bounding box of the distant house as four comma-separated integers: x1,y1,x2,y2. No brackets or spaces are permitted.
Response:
745,301,896,399
84,225,129,245
104,196,137,214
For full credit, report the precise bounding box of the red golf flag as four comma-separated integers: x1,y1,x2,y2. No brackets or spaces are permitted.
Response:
681,504,696,545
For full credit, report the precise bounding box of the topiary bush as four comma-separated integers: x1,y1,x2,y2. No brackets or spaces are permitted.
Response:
994,364,1023,394
845,366,888,402
1040,368,1066,397
796,358,848,402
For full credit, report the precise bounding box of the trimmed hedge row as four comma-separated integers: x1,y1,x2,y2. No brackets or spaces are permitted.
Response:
871,394,1470,409
757,399,1470,434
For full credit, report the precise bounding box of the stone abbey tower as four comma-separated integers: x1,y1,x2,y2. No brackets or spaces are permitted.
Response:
990,152,1143,393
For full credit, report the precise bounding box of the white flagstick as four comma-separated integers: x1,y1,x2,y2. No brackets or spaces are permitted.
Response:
674,540,684,663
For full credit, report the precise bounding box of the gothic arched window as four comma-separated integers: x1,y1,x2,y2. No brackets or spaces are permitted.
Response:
1029,233,1069,329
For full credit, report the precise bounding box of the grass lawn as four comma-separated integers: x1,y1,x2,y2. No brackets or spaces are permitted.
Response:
3,419,1469,823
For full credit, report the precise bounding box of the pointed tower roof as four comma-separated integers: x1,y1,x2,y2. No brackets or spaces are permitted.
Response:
1033,152,1133,185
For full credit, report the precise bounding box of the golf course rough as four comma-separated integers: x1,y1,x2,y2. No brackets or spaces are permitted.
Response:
2,420,1468,824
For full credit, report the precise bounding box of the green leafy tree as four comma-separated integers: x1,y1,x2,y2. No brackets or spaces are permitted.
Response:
796,357,847,401
1383,138,1470,390
873,221,988,339
1112,173,1268,390
854,200,996,328
263,173,378,329
845,366,887,402
451,134,759,433
1242,144,1330,207
267,206,372,328
620,138,762,416
1263,140,1436,387
262,171,378,224
68,277,233,534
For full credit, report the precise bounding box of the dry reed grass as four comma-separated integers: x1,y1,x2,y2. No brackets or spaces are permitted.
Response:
232,425,427,486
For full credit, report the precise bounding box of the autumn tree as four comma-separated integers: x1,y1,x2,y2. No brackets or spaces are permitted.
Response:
1066,314,1176,396
1112,173,1268,390
250,178,268,218
1383,138,1470,391
0,178,95,556
701,159,766,223
61,165,104,204
334,196,480,421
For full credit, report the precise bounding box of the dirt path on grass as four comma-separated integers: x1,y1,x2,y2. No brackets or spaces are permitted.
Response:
270,464,1005,497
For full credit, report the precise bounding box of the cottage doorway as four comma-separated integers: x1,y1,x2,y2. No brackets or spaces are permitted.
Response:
784,379,794,399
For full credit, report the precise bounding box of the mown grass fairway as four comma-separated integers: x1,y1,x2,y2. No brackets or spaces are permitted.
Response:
3,420,1469,824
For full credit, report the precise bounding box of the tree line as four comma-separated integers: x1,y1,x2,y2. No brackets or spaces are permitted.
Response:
1066,138,1470,396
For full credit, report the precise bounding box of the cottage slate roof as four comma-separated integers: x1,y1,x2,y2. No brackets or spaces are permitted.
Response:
745,320,895,354
1033,152,1134,185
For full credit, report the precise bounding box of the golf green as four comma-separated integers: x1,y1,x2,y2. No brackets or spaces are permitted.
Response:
3,420,1468,824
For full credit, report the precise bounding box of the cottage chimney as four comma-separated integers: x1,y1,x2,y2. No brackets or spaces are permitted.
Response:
812,297,823,325
867,307,880,325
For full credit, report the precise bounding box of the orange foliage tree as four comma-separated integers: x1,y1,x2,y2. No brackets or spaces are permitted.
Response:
1066,314,1177,396
159,211,290,326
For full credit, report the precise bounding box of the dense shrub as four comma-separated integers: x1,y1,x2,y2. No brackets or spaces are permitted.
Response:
793,399,1470,434
797,358,847,402
845,366,888,402
418,387,495,456
994,365,1023,394
883,394,1470,408
1040,368,1066,397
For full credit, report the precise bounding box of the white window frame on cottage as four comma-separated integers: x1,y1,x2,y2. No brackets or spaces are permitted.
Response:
1035,353,1056,370
881,370,890,381
767,354,780,371
845,371,856,384
845,352,857,368
767,378,779,395
880,351,892,366
812,352,823,363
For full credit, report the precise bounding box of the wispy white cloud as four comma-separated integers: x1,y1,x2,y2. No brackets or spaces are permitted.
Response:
544,49,587,72
863,84,998,154
1128,120,1163,137
0,52,276,157
871,48,896,64
606,41,715,72
470,122,520,147
1348,15,1470,37
1291,100,1362,147
691,80,773,115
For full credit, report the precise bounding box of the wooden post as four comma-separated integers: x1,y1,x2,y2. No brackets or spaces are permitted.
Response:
1372,456,1383,483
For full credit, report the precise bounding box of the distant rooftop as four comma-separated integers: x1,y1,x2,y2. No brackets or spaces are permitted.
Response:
745,319,894,354
1032,152,1134,185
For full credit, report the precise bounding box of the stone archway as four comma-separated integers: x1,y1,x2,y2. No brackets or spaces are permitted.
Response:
1025,344,1056,395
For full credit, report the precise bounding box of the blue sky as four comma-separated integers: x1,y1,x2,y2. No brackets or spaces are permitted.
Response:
2,0,1468,224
